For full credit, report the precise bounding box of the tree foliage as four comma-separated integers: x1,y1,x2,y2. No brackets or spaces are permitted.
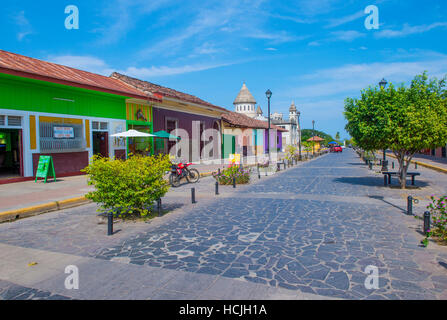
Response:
344,72,447,188
82,153,171,217
301,129,334,145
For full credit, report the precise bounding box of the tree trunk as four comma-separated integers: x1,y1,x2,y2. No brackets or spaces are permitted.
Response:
396,152,415,189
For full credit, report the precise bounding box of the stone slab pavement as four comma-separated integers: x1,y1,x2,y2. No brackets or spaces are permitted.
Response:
1,149,447,300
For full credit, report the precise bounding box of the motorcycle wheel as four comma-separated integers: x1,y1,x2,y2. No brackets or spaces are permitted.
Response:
169,173,181,187
186,168,200,183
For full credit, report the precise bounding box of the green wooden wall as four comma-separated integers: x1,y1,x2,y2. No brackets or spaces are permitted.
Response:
0,73,127,119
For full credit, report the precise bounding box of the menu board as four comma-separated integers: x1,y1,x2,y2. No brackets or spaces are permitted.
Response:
35,155,56,183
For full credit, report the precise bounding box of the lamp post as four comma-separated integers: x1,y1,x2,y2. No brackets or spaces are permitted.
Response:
297,110,302,161
312,120,315,156
265,89,272,157
379,78,388,171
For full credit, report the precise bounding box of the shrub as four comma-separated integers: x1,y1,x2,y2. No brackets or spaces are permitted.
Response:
285,145,297,161
427,195,447,244
213,164,250,185
82,153,171,218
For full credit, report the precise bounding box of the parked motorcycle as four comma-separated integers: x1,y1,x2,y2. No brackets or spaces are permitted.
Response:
169,162,200,187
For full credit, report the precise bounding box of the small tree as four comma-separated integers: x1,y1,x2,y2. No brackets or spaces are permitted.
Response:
345,72,447,188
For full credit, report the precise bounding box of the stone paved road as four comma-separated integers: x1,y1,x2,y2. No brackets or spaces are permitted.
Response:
94,149,447,299
1,149,447,299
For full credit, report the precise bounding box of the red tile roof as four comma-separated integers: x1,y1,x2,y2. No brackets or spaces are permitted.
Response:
222,112,287,132
307,136,324,142
0,50,147,99
111,72,228,112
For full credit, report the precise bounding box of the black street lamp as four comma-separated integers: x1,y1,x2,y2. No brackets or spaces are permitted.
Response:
379,78,388,171
265,89,272,156
312,120,315,156
297,110,302,161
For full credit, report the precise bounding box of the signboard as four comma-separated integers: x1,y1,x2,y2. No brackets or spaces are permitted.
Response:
54,126,74,138
35,155,56,183
229,153,241,165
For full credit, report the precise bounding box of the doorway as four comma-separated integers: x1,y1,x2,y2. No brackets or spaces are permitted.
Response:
92,132,109,157
0,129,22,179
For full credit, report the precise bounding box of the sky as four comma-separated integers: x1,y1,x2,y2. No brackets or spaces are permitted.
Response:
1,0,447,139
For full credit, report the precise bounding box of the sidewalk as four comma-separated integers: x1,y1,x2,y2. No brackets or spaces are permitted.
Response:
381,151,447,173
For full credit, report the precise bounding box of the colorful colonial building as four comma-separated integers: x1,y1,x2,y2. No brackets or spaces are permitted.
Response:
0,50,150,182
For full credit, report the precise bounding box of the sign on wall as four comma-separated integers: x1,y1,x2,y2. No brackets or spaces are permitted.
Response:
53,126,74,138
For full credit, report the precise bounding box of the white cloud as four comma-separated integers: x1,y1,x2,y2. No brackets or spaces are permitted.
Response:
292,58,447,99
47,55,114,75
265,47,278,51
330,30,366,42
120,62,235,78
376,22,447,38
325,10,364,28
14,11,33,41
46,54,237,78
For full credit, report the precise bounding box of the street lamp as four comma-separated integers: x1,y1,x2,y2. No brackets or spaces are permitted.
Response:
265,89,272,156
379,78,388,171
312,120,315,156
297,110,302,161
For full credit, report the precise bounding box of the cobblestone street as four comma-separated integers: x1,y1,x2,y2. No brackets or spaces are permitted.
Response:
1,149,447,300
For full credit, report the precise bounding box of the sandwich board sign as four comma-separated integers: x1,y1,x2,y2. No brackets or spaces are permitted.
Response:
35,155,56,183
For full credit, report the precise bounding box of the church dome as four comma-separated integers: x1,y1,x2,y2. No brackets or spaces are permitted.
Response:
233,83,257,105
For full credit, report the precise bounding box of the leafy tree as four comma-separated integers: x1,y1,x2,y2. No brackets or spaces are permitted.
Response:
335,132,340,142
344,72,447,188
301,129,334,145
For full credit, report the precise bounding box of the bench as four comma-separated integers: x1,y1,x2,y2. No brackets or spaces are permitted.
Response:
382,171,421,186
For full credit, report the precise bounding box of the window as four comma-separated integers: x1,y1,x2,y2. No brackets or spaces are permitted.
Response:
92,121,108,131
0,115,5,126
7,116,21,126
39,119,85,152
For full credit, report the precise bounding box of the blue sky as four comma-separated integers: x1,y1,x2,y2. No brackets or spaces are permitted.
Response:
1,0,447,139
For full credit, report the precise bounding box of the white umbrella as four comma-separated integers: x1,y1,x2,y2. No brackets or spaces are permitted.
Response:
110,129,156,137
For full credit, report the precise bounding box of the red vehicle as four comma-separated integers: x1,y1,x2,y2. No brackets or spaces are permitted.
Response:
169,161,200,187
333,146,343,152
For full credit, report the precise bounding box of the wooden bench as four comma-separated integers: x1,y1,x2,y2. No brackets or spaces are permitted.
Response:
382,171,421,186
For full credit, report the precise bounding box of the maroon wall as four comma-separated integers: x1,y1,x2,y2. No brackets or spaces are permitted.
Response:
32,151,89,176
114,149,126,160
152,107,219,133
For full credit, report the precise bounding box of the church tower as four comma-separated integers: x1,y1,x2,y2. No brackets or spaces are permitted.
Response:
233,83,257,118
289,101,297,123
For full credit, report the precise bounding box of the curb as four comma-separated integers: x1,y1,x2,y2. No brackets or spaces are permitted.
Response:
0,196,91,223
380,153,447,174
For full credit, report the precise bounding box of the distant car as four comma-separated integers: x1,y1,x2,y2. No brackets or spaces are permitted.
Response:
333,146,342,152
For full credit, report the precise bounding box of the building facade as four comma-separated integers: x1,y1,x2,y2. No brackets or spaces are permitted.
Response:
0,50,148,182
111,73,226,162
270,101,299,149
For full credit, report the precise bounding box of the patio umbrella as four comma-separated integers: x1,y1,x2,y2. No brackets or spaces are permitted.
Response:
110,129,156,138
328,141,338,145
153,130,180,140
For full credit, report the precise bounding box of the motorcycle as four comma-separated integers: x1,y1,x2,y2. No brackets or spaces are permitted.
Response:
169,161,200,187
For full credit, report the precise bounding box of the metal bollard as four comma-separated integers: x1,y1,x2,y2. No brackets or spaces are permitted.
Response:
215,181,219,195
424,211,431,233
157,198,162,216
191,187,196,203
407,196,413,215
368,161,373,170
233,177,236,188
277,163,281,171
415,162,418,169
392,162,394,169
284,162,286,170
107,212,113,236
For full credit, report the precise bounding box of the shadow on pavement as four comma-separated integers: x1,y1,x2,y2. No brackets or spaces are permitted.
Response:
368,195,407,214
